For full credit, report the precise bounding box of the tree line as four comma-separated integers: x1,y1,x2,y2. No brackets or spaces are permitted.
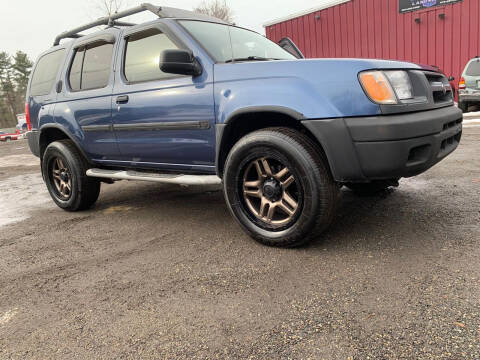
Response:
0,51,32,129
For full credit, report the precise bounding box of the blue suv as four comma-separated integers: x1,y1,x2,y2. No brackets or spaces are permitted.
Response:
26,4,462,247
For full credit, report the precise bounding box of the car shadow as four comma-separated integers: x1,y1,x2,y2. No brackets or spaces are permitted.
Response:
86,180,454,254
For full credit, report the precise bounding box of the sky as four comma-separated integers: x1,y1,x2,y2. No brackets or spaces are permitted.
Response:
0,0,325,61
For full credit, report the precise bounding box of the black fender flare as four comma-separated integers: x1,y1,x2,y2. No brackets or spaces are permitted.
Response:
223,106,305,125
215,106,306,177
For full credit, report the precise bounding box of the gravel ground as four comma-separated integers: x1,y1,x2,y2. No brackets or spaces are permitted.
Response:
0,128,479,359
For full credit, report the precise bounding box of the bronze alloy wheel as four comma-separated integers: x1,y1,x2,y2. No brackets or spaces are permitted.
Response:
42,140,101,211
224,128,339,247
242,157,302,229
51,157,72,200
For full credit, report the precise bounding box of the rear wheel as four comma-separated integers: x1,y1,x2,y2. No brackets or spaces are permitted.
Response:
344,179,399,196
5,137,11,142
42,140,100,211
223,127,339,248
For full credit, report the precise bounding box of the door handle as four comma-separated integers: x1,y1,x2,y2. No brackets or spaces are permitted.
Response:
116,95,129,104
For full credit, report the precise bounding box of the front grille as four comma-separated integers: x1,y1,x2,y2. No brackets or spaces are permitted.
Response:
380,70,455,114
425,72,453,104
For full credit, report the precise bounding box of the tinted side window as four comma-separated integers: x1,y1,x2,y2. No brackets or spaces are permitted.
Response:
30,49,66,96
82,43,114,90
124,28,180,83
68,42,113,91
69,48,84,91
465,60,480,76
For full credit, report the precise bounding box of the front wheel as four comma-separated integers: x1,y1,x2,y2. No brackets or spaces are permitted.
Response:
42,140,100,211
223,127,339,248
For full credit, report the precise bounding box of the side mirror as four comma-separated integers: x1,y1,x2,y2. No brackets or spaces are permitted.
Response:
159,49,202,77
448,76,455,81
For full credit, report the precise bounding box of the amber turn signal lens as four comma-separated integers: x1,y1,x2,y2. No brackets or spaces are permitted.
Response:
359,71,397,104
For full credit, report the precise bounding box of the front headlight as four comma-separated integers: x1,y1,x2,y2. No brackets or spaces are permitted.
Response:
359,70,413,104
384,70,413,100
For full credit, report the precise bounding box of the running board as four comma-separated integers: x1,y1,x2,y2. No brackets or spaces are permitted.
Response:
86,168,221,185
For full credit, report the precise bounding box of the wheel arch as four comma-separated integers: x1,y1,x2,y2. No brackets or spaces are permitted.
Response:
215,109,332,178
39,124,91,164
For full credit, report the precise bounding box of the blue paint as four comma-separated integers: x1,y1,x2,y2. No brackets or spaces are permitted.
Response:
26,18,427,174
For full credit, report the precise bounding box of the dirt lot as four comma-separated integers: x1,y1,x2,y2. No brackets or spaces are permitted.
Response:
0,127,479,359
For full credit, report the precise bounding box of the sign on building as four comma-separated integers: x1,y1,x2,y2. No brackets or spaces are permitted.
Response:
399,0,463,13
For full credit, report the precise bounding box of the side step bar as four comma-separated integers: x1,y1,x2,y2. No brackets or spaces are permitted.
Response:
86,168,221,186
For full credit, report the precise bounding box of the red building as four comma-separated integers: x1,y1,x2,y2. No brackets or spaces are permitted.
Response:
264,0,480,86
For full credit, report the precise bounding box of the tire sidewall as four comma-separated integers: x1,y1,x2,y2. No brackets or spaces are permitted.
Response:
224,132,324,243
42,142,83,210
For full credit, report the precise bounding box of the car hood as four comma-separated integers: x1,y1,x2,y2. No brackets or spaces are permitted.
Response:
214,58,427,119
216,57,428,81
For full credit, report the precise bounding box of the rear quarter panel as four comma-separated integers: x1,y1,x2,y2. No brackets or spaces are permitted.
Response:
27,45,71,130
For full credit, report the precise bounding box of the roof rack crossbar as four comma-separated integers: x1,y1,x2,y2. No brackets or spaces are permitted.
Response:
112,21,137,27
53,3,161,46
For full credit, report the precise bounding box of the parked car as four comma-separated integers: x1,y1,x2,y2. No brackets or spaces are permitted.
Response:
458,56,480,112
16,123,28,133
0,131,21,142
25,3,462,247
16,113,28,133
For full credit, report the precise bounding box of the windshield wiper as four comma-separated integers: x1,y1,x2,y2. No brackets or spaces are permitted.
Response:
225,56,279,63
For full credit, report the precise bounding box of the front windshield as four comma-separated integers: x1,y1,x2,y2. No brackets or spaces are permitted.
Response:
179,20,296,63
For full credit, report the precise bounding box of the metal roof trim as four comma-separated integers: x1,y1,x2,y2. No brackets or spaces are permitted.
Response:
263,0,352,27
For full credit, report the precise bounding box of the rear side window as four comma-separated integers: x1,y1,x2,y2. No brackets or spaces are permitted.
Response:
69,48,84,91
30,49,66,96
465,59,480,76
68,42,114,91
124,28,180,83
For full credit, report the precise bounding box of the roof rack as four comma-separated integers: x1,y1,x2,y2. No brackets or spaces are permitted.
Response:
53,3,227,46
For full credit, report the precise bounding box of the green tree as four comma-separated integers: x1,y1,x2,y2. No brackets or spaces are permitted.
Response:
0,52,17,127
0,51,32,128
13,51,32,97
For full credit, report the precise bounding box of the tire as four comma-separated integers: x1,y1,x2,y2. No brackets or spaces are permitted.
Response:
458,101,468,113
42,140,100,211
223,127,339,248
344,179,399,196
5,137,11,142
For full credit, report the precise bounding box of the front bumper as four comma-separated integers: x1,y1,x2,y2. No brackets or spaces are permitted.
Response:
302,105,463,182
